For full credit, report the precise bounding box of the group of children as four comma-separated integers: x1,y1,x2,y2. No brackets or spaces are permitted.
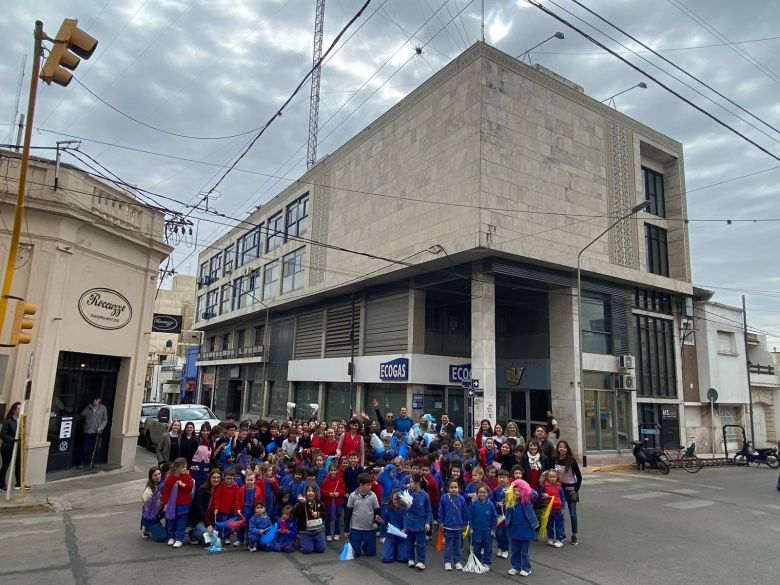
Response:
140,416,580,577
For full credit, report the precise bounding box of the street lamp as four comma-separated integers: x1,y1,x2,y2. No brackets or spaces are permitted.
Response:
515,31,565,64
601,82,648,109
576,200,650,461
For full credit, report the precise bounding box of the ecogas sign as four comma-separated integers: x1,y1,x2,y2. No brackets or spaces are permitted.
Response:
379,357,409,381
78,288,133,330
449,363,471,383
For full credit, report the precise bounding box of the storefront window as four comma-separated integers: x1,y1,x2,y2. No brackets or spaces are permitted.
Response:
325,383,352,421
246,367,265,417
267,381,289,418
294,382,320,418
583,372,631,451
365,384,407,419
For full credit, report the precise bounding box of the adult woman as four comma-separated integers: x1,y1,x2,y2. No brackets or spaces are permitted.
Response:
156,420,182,464
475,419,493,448
188,468,222,544
497,441,515,472
1,402,21,491
492,423,506,446
505,422,526,449
336,418,365,465
179,422,199,468
198,423,212,449
520,439,551,492
554,440,582,545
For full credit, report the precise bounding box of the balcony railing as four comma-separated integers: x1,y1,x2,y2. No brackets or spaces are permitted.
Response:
749,363,775,375
198,345,264,361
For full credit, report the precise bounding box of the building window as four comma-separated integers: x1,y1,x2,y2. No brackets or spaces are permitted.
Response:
266,212,283,253
286,194,309,240
199,261,209,282
223,244,235,276
220,284,232,315
205,290,219,317
263,260,280,300
281,248,305,293
253,325,265,346
635,315,676,398
581,294,612,354
233,276,253,309
645,224,669,276
635,288,672,314
237,329,246,349
717,330,737,354
251,268,262,302
236,228,261,268
222,333,230,351
196,295,205,318
208,253,221,280
583,373,631,451
642,167,666,218
208,336,216,352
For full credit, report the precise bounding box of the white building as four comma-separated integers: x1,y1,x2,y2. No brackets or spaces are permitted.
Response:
194,43,694,462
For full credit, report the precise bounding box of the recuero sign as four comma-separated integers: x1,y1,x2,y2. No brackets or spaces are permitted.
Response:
379,357,409,381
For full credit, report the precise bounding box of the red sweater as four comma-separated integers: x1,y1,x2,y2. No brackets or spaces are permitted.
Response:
207,482,240,519
338,432,365,464
312,437,339,456
235,484,264,516
161,471,194,506
424,475,440,511
371,479,382,505
320,475,346,507
542,481,563,511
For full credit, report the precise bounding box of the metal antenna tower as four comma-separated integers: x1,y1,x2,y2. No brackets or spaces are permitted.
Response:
7,55,27,144
307,0,325,169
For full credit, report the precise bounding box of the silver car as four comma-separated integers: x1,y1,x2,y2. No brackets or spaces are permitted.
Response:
143,404,221,450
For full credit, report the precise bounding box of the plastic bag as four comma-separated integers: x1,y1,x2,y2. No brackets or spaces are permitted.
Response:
399,490,413,508
339,542,355,560
387,523,408,539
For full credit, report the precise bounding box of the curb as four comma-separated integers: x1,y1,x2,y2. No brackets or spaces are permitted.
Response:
0,501,53,514
590,464,637,473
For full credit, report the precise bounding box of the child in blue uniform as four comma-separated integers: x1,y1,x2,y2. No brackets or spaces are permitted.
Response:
493,470,510,558
504,479,539,577
403,472,432,570
381,490,408,563
469,484,498,571
438,479,467,571
247,502,273,552
272,505,297,552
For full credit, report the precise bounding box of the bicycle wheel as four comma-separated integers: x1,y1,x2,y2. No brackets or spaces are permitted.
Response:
681,456,702,473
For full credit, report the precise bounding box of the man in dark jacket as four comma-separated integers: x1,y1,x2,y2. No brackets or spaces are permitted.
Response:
79,396,108,468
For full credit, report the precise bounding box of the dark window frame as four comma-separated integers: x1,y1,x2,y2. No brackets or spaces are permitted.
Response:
266,212,284,253
642,166,666,218
645,224,669,276
281,247,306,293
285,194,309,241
263,259,280,301
635,314,676,398
223,244,235,276
581,294,612,354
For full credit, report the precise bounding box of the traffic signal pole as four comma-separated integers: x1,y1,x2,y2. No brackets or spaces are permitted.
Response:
0,21,43,340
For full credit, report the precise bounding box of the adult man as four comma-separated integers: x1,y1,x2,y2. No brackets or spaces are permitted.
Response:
439,413,456,438
534,425,556,462
394,407,413,434
372,399,396,436
545,410,560,439
79,396,108,468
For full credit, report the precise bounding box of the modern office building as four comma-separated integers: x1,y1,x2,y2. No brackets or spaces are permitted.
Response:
194,43,693,460
0,148,171,484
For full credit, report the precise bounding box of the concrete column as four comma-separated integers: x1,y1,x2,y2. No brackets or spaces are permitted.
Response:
408,285,425,354
471,267,495,435
549,288,583,457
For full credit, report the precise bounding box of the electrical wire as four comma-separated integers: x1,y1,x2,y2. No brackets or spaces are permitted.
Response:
523,0,780,163
534,35,780,55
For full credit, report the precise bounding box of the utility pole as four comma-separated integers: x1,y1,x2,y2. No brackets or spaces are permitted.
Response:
307,0,325,169
742,295,756,443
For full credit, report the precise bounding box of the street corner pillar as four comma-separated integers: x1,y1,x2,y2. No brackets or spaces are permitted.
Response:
471,266,496,432
549,287,584,457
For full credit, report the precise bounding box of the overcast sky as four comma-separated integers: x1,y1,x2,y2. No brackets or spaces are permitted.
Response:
2,0,779,347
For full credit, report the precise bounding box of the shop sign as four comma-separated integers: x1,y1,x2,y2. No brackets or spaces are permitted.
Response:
449,363,471,383
202,372,215,385
229,366,241,379
379,357,409,381
412,393,424,409
78,288,133,330
152,313,183,333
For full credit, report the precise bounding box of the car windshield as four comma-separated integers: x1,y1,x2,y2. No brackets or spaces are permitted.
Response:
142,405,162,417
176,407,215,421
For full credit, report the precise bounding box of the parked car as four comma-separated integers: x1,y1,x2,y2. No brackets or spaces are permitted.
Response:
143,404,221,451
139,402,166,436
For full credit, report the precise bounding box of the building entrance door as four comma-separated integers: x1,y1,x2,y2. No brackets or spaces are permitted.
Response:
496,388,550,443
226,380,243,420
47,352,120,473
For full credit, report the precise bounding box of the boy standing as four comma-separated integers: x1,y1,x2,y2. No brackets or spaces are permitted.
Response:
345,473,382,557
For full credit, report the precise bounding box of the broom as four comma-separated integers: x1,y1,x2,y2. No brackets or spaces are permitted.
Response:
461,534,489,574
536,496,555,540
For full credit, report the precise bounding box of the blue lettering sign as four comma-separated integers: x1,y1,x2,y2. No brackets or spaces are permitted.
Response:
379,357,409,381
449,363,471,383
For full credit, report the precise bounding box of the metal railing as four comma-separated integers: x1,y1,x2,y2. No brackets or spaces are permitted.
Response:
198,345,264,361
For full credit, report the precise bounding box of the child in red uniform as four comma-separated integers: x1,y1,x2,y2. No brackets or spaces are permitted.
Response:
207,468,240,542
320,464,346,541
541,469,566,547
160,457,194,548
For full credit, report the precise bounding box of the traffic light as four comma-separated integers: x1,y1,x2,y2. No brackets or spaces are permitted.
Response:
40,18,98,87
10,301,37,346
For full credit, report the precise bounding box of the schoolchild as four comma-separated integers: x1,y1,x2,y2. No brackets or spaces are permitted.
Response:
448,464,466,493
342,452,365,495
541,468,566,547
321,463,346,541
469,484,498,571
504,479,539,577
140,466,164,541
294,485,326,554
272,505,298,552
190,442,211,488
345,473,382,557
438,479,467,571
380,489,408,563
493,470,511,559
247,502,273,552
404,472,432,570
233,472,264,546
160,457,194,548
206,468,240,542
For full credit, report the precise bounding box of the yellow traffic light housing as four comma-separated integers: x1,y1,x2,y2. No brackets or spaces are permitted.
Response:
40,18,98,87
10,301,37,346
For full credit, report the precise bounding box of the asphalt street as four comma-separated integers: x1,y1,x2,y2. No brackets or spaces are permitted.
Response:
0,459,778,585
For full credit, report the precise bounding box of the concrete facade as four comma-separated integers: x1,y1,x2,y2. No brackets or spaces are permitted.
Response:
195,43,693,460
0,149,171,484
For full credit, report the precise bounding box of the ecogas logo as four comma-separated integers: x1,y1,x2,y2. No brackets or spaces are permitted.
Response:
449,363,471,383
78,288,133,330
379,357,409,381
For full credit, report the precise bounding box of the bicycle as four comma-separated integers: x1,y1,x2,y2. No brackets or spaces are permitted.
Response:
661,442,702,473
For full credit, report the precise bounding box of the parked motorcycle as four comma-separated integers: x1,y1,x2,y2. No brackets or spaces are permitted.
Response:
733,440,779,469
632,441,670,474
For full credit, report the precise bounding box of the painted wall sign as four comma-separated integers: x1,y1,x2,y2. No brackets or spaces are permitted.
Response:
449,363,471,383
152,313,183,333
379,357,409,381
78,288,133,330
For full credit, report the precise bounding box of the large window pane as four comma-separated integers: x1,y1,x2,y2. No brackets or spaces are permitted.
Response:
645,224,669,276
268,381,289,418
584,390,597,450
616,391,630,449
263,260,280,300
266,213,283,252
599,391,616,450
642,166,666,218
281,248,306,293
365,384,407,419
294,382,320,418
325,383,351,421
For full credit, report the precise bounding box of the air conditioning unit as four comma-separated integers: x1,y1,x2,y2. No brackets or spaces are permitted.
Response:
616,374,635,390
201,311,216,320
619,354,635,370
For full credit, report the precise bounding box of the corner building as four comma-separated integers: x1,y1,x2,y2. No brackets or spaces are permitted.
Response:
195,43,692,462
